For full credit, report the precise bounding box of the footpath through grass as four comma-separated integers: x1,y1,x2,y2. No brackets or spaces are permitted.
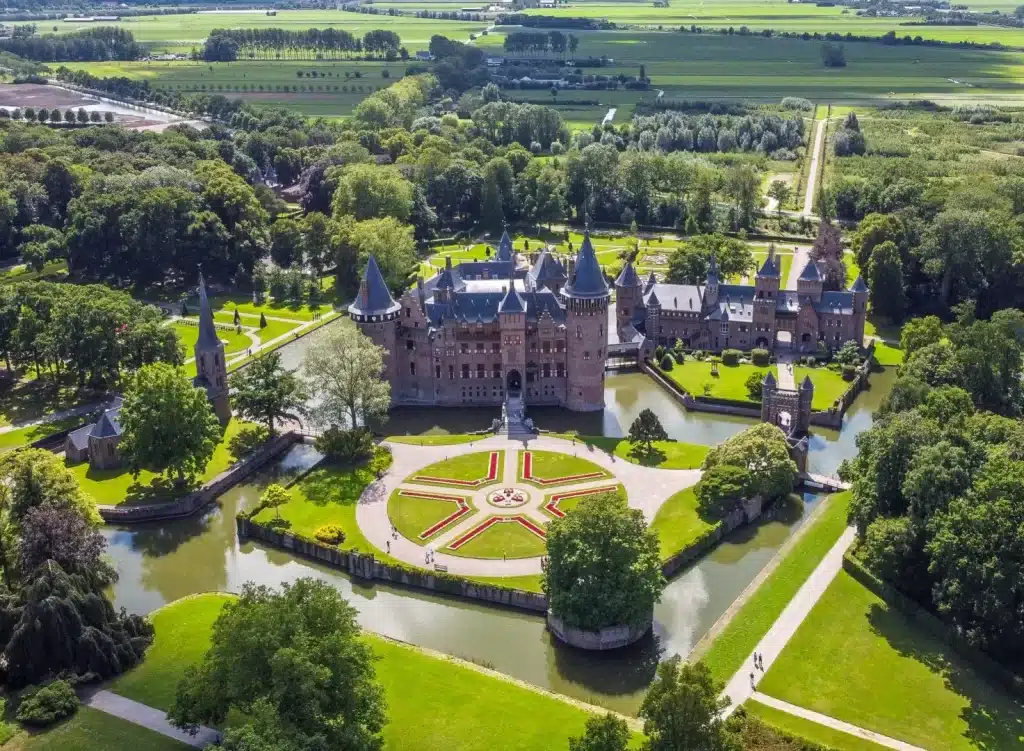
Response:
742,701,890,751
5,707,189,751
759,570,1024,751
71,419,251,506
111,593,617,751
696,491,853,684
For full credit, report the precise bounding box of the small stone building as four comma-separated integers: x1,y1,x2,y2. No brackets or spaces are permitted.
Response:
65,397,124,469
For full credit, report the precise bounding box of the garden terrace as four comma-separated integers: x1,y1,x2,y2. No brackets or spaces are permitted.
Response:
518,449,611,487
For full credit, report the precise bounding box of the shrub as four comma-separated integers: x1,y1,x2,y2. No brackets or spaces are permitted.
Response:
314,524,346,545
841,363,857,381
16,681,78,727
671,350,685,364
692,350,705,360
229,424,270,459
659,354,673,371
721,349,741,366
751,348,770,367
696,464,753,518
655,345,665,361
745,371,767,399
316,426,374,464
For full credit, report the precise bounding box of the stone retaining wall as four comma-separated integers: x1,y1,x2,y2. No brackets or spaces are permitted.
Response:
97,431,301,524
661,495,765,578
546,611,652,650
236,517,549,613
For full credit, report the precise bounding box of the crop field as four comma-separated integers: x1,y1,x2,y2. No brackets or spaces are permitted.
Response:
56,11,488,54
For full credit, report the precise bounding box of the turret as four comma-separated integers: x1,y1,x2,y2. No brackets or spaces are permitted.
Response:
614,257,643,333
850,275,868,345
755,245,781,299
644,287,662,346
495,227,514,263
797,374,814,434
348,255,400,388
498,269,526,396
705,253,720,307
797,260,823,302
563,228,611,411
194,272,231,424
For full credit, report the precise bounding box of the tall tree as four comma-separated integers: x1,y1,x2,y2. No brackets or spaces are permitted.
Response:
867,240,905,322
230,351,305,434
119,363,222,487
701,424,796,501
343,217,417,295
628,408,667,455
301,323,390,431
568,713,630,751
638,658,735,751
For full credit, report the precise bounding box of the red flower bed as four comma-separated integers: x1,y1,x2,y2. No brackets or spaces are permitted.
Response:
521,451,606,486
544,485,619,519
397,489,472,539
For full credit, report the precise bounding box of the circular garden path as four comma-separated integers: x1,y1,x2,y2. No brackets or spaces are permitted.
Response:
356,434,702,577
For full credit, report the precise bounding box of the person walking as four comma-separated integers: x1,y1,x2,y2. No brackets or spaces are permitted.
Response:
386,540,390,554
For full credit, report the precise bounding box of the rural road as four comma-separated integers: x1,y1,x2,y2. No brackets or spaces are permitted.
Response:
802,118,827,216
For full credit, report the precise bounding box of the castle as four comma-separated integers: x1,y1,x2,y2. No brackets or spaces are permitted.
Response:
66,273,231,469
350,232,867,415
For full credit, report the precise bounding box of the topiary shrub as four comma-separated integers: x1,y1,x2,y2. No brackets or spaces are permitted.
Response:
655,345,665,361
16,680,78,727
751,348,770,367
721,349,741,366
660,354,673,371
316,426,374,464
841,364,857,381
672,350,685,364
314,524,346,545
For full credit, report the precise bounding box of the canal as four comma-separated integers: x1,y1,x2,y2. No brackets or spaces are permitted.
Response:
102,328,894,714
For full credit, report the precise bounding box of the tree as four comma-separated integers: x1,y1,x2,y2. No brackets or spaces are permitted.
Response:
696,464,753,518
544,492,664,631
725,163,761,229
666,234,752,285
701,423,795,500
259,483,290,520
867,240,905,322
638,657,735,751
302,212,335,279
230,351,305,434
17,505,113,586
900,315,943,358
809,220,846,290
168,579,386,750
269,217,304,269
332,164,413,222
302,323,390,431
821,42,846,67
745,371,767,399
628,408,667,455
766,179,790,217
0,448,96,529
119,363,222,487
568,713,630,751
343,217,417,295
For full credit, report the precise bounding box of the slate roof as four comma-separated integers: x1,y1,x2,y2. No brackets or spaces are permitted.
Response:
757,253,781,277
644,271,658,294
801,375,814,391
196,272,221,351
424,280,566,326
776,291,801,316
615,259,642,288
708,284,756,322
649,283,702,313
850,275,868,293
528,251,566,287
67,425,92,451
495,229,514,262
563,231,610,299
798,260,823,282
813,290,855,315
459,260,519,281
498,277,526,313
707,253,720,281
645,287,661,308
349,255,400,316
92,409,121,438
763,370,776,387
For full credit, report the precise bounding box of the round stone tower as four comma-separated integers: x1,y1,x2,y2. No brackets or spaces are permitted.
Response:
562,229,611,412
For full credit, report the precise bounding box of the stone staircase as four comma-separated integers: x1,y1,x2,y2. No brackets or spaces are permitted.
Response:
502,394,535,437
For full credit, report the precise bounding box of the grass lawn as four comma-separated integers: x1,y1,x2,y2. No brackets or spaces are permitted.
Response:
697,492,853,684
110,592,613,749
759,570,1024,751
661,360,762,405
559,435,709,470
742,700,890,751
650,486,718,561
543,483,625,519
5,707,189,751
387,434,481,446
388,488,473,544
251,460,376,548
445,518,547,560
0,413,97,454
518,449,610,487
170,321,252,358
70,419,251,506
206,294,328,322
412,451,501,486
792,366,851,412
469,574,544,593
865,319,904,366
112,593,234,711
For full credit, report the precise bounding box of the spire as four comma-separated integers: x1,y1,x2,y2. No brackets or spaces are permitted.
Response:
348,255,399,316
763,370,776,388
196,271,221,351
707,252,720,282
801,374,814,392
757,253,780,277
496,226,514,263
799,260,823,281
644,271,657,294
498,270,525,313
615,258,642,288
563,228,610,299
850,275,868,293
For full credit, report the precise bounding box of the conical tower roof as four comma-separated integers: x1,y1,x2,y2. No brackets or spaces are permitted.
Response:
850,275,868,293
196,272,221,351
349,255,400,316
615,258,642,288
498,275,526,314
495,228,514,262
707,253,720,283
563,229,609,299
799,260,823,281
763,370,777,388
644,271,658,294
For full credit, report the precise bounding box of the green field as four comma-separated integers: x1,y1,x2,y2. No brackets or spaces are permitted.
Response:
413,451,501,486
518,449,610,487
171,320,252,359
793,365,851,411
557,434,709,470
742,700,890,751
445,517,548,559
389,488,473,544
661,359,763,404
649,485,718,561
759,570,1024,750
5,708,189,751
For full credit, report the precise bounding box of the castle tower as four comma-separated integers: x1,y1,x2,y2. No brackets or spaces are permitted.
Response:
562,228,611,411
495,227,514,263
195,272,231,425
348,255,401,391
644,287,662,346
498,270,526,397
759,370,777,424
753,245,781,345
797,260,824,302
850,275,868,345
705,253,720,308
614,258,643,334
797,374,814,434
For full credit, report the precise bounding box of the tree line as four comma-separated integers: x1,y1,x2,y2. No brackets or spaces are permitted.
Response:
0,26,142,61
200,27,402,62
628,111,804,157
502,30,580,57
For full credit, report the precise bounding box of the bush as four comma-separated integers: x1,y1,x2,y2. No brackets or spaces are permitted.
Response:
655,345,665,361
745,371,767,399
841,363,857,381
229,422,271,459
696,464,753,519
16,680,78,727
721,349,741,366
751,348,770,367
671,350,685,364
314,524,346,545
692,350,705,360
659,354,673,371
316,427,374,464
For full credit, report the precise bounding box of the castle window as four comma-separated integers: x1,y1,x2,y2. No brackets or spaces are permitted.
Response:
543,363,550,378
406,339,414,350
462,364,470,378
405,307,411,317
576,326,582,339
557,363,565,377
583,351,590,360
542,341,550,353
556,341,564,353
599,324,603,337
477,364,485,378
449,365,455,379
720,323,728,334
493,364,501,378
435,365,441,378
476,342,484,351
461,343,469,354
492,343,500,353
410,362,416,376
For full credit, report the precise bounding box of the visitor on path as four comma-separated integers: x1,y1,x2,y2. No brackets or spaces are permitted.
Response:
386,540,390,554
750,672,755,689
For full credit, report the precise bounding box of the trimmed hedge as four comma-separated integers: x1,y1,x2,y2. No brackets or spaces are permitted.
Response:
722,349,741,366
751,348,770,367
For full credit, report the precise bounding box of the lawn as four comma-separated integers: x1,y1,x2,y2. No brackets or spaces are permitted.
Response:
792,366,851,412
742,700,891,751
661,360,762,405
205,293,328,323
388,488,473,544
386,434,482,446
697,491,853,684
649,486,718,561
445,517,548,560
543,483,625,519
0,413,97,454
110,592,613,750
518,449,610,487
865,319,904,366
5,708,189,751
560,435,709,470
412,451,501,486
70,419,251,506
170,321,252,358
251,460,377,548
759,570,1024,751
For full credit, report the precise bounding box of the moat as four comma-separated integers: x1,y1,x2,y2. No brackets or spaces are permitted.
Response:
101,327,894,714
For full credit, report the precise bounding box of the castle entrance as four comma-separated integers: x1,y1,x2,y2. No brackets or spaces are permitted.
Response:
506,369,522,394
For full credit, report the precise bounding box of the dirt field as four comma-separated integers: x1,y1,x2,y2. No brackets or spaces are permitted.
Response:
0,83,102,109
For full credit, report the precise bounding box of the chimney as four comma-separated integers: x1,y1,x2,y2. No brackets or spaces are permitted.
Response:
567,259,575,280
445,255,453,271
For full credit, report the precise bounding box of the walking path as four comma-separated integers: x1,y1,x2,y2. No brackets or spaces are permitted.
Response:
0,399,108,435
722,525,856,713
357,434,701,577
750,694,928,751
785,243,812,290
802,118,827,217
85,690,221,749
775,353,796,391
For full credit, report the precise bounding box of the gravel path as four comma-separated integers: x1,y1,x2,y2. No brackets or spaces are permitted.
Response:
85,690,221,748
